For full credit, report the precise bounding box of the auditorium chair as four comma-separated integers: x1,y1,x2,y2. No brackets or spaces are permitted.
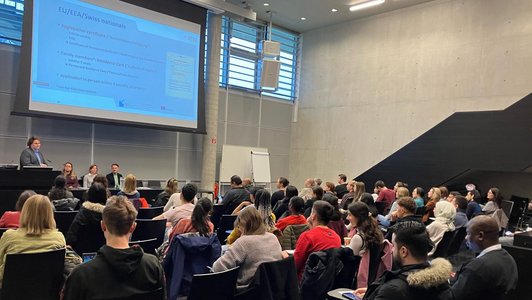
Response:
1,248,65,300
129,238,159,255
187,266,239,300
432,230,455,258
137,206,164,219
131,219,166,248
54,210,78,237
216,214,237,245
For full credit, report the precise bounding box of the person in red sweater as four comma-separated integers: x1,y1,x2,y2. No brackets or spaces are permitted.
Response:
375,180,395,210
275,196,307,232
289,200,341,279
0,190,36,228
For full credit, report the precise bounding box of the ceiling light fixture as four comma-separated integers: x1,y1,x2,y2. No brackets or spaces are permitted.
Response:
300,17,306,20
331,8,338,12
264,3,269,6
349,0,385,12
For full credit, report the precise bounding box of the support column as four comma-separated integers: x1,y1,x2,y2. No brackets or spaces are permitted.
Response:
200,13,222,193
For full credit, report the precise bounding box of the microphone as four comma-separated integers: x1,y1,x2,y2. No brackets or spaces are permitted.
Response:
46,159,53,164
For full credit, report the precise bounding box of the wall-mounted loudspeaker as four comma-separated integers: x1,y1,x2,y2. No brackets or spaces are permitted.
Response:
260,59,280,90
262,40,280,57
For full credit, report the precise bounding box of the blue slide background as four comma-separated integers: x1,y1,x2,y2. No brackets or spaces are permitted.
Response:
31,0,200,122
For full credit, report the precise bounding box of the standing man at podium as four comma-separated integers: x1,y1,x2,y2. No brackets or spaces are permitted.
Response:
106,163,123,189
19,136,47,168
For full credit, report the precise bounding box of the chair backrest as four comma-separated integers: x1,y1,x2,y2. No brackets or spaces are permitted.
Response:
375,202,387,215
237,257,299,300
93,287,165,300
54,210,79,237
188,266,239,300
1,248,66,300
73,219,106,256
447,227,467,257
131,219,166,248
503,245,532,300
432,230,455,258
216,214,237,244
137,206,164,220
415,206,426,216
129,238,159,255
501,200,514,219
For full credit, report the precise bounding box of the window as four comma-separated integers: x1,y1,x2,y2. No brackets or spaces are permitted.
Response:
218,16,299,101
0,0,24,46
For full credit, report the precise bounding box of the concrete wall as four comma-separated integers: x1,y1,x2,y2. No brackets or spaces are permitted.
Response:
0,43,292,184
289,0,532,188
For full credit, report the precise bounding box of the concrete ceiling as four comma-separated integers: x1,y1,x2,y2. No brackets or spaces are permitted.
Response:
226,0,436,33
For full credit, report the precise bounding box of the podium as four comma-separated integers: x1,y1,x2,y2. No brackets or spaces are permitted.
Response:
0,169,61,215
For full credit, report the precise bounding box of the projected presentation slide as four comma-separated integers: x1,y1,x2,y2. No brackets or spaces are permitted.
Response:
29,0,201,128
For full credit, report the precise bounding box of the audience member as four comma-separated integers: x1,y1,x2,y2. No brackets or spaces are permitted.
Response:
452,195,468,229
275,196,307,232
298,187,313,201
393,181,408,192
447,191,461,203
153,178,178,207
292,200,341,279
375,180,395,209
303,185,324,218
117,174,140,199
482,187,502,214
49,175,74,200
271,177,289,209
323,193,347,238
355,221,452,300
450,215,518,300
426,200,456,256
232,186,263,215
438,186,449,201
378,187,409,228
422,187,441,223
0,195,65,286
385,197,423,241
105,163,123,190
273,185,298,219
62,162,79,189
154,183,197,227
214,175,250,224
228,189,277,244
63,196,165,300
335,173,349,199
347,202,384,256
324,182,336,195
360,193,379,218
314,178,322,186
341,181,365,210
339,180,355,210
83,164,98,188
66,183,107,254
242,178,253,190
465,189,482,219
49,175,79,211
212,206,282,290
412,187,425,208
304,178,316,188
0,190,36,228
168,197,214,243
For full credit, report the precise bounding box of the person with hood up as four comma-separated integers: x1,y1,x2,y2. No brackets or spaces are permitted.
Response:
426,200,456,257
62,196,165,300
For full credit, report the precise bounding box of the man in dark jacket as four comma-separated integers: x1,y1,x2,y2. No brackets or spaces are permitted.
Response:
212,175,250,226
356,221,452,300
62,196,165,300
450,215,518,300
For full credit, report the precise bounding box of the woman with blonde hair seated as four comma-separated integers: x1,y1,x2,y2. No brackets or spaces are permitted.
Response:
117,174,146,209
212,206,282,290
0,194,65,285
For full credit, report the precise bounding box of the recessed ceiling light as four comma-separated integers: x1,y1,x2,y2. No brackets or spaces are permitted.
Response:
301,17,306,20
263,3,269,6
331,8,338,12
349,0,385,12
